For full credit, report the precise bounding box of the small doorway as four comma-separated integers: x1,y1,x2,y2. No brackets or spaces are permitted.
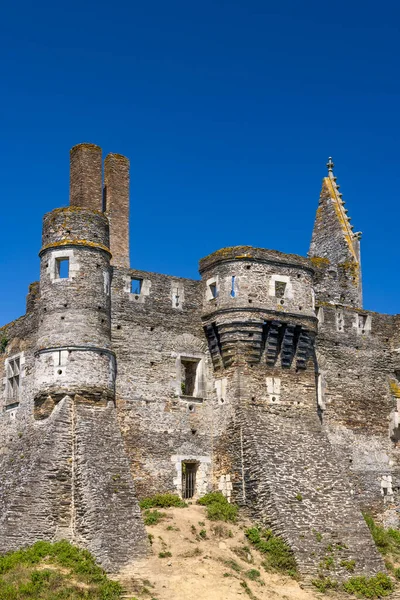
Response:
182,462,198,499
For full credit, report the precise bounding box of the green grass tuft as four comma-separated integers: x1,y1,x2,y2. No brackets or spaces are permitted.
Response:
0,540,123,599
245,527,297,577
143,510,167,525
311,576,339,593
197,492,238,523
343,572,394,598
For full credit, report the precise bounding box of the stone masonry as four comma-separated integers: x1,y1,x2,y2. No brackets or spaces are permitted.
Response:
0,148,399,578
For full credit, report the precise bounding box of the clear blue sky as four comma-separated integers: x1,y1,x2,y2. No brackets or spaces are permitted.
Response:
1,0,399,324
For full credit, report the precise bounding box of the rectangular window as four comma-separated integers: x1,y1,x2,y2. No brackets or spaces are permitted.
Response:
131,278,142,295
274,281,287,298
209,282,218,299
181,359,199,396
7,357,20,400
56,258,69,279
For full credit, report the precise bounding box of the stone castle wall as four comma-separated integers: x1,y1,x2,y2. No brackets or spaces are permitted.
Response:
1,144,399,577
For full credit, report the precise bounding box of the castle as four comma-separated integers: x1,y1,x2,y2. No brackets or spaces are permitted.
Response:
0,143,399,578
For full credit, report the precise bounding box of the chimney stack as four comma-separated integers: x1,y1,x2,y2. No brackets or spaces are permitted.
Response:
69,143,102,211
104,153,130,268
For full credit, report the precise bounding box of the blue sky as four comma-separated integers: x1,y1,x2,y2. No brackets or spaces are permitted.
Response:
1,0,399,323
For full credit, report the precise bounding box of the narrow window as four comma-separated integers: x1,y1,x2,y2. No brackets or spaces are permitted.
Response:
274,281,287,298
182,462,198,499
7,357,20,400
174,287,180,307
180,359,199,396
231,276,236,298
209,282,218,299
56,258,69,279
131,278,142,295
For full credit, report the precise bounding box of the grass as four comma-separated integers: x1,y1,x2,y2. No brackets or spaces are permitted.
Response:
139,493,187,510
245,526,298,577
311,576,339,593
240,580,259,600
0,540,123,599
197,492,238,523
143,510,167,526
245,569,261,581
343,573,394,598
363,513,400,557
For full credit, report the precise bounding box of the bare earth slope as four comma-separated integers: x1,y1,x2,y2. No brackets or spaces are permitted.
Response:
118,504,322,600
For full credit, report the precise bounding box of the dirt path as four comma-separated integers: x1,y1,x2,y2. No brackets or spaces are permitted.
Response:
118,504,323,600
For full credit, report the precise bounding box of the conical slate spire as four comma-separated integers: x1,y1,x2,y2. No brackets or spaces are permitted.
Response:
309,158,362,308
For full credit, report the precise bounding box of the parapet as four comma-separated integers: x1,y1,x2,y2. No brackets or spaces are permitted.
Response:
40,207,110,255
199,245,313,274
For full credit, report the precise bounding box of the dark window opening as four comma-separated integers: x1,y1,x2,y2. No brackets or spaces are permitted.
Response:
231,276,236,298
56,258,69,279
181,359,199,396
275,281,286,298
209,282,218,299
131,278,142,295
182,462,198,499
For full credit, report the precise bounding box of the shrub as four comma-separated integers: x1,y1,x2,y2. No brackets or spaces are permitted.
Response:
311,576,338,593
143,510,167,525
197,492,238,523
341,559,356,573
0,540,123,599
158,551,172,559
197,492,227,506
139,493,187,510
245,527,297,576
246,568,261,580
364,513,400,561
343,572,394,598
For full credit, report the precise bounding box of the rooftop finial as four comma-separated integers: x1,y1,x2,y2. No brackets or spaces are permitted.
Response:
326,156,334,176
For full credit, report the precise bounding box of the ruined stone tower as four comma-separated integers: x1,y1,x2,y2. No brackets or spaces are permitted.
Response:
1,145,399,580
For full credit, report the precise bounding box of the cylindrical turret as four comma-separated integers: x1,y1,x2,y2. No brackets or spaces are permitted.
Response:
200,246,317,369
35,206,115,406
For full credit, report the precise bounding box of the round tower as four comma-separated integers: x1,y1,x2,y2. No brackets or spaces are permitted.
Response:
34,206,115,410
200,246,317,370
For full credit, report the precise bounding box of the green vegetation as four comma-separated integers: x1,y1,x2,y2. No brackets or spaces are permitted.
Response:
245,568,261,581
245,526,297,577
222,558,242,573
139,493,187,510
197,492,238,523
311,576,339,593
364,512,400,584
0,336,8,354
295,493,303,502
319,555,335,570
143,510,167,526
363,513,400,556
341,559,356,573
240,580,259,600
0,540,123,599
158,551,172,559
343,573,394,598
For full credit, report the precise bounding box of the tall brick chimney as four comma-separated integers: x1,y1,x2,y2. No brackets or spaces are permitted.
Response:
104,153,130,268
69,143,102,211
